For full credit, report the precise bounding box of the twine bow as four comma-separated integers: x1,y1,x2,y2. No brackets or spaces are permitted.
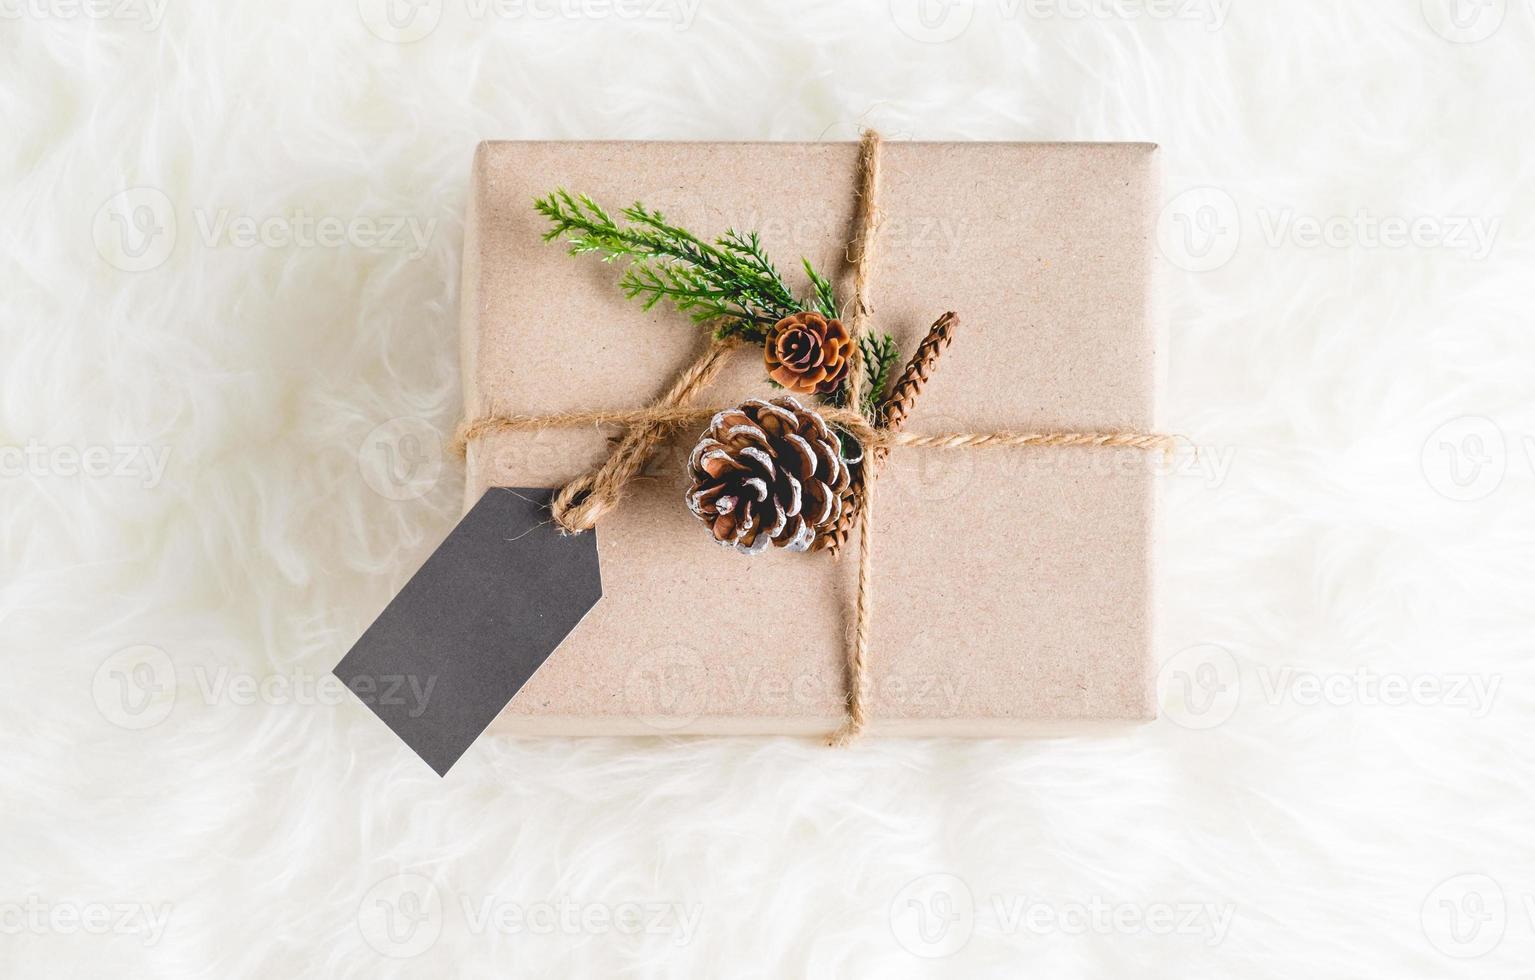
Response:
453,131,1174,744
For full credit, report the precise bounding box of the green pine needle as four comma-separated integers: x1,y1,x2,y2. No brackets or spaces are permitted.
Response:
802,258,839,321
534,189,837,342
824,330,899,418
858,333,901,414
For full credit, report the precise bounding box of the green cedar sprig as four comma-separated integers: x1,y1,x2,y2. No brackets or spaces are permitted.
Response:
858,333,901,414
535,189,899,416
535,190,804,341
801,258,838,322
826,332,900,415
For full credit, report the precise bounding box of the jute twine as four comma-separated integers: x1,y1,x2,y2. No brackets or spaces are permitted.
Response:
452,130,1174,745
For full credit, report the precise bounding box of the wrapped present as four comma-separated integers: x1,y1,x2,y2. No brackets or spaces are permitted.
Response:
448,137,1164,740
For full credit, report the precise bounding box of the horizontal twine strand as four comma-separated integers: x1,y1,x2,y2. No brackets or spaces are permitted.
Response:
452,407,1179,458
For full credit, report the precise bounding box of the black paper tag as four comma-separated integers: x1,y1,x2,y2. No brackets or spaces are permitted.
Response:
334,488,603,775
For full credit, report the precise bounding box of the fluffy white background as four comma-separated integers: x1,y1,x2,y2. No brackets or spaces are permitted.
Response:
3,0,1533,976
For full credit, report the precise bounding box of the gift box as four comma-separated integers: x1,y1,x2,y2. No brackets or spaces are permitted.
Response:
453,139,1162,736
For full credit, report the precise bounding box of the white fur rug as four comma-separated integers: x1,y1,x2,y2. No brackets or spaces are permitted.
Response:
4,0,1533,976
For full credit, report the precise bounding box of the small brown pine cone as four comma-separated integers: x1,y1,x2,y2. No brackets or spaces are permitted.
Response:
764,311,852,396
686,396,851,554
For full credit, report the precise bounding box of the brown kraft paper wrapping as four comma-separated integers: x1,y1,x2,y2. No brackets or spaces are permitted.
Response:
460,139,1162,735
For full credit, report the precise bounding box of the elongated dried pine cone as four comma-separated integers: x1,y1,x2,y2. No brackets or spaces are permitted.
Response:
815,311,960,555
686,396,851,554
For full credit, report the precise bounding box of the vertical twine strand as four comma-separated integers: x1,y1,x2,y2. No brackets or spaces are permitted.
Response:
828,129,884,746
842,130,883,412
829,468,875,747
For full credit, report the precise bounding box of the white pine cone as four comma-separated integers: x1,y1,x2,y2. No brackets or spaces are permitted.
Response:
685,396,851,554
